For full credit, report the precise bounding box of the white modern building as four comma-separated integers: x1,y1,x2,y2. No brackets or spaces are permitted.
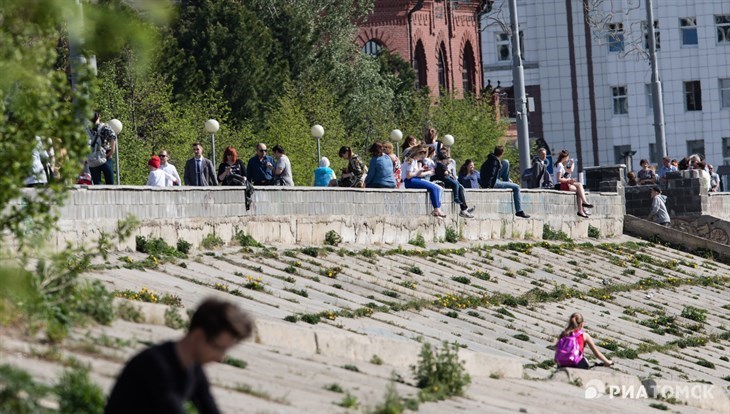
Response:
480,0,730,173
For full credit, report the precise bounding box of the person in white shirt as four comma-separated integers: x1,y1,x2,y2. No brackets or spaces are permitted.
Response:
146,156,168,187
158,150,180,186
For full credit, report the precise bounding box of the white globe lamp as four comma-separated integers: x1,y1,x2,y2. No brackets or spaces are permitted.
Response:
442,134,455,146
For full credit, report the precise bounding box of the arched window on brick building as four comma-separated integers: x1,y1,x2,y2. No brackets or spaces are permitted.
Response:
437,43,449,96
462,41,476,95
413,40,427,89
361,39,382,56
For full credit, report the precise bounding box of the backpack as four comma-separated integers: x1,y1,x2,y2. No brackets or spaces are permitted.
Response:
554,329,584,367
86,125,115,168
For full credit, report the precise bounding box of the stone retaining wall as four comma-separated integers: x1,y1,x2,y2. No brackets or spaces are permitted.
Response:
45,185,625,249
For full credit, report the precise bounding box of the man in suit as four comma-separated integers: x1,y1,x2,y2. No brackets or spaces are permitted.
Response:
184,142,218,186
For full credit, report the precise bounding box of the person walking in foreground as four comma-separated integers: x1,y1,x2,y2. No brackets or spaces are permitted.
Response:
105,298,254,414
479,146,530,218
648,186,670,226
555,312,613,369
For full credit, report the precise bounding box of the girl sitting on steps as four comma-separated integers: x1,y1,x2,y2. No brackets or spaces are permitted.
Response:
555,312,613,369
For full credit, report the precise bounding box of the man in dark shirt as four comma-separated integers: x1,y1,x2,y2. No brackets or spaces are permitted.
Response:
105,298,254,414
246,143,275,185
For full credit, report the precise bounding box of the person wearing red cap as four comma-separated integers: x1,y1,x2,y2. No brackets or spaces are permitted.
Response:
146,155,168,187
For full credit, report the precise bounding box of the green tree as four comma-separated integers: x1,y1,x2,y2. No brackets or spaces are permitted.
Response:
429,95,508,171
0,0,167,247
162,0,288,124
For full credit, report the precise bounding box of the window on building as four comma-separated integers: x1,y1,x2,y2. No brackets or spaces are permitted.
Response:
413,41,427,90
614,145,632,165
361,40,382,56
462,42,476,94
496,31,524,62
649,143,657,164
723,137,730,163
720,78,730,109
716,14,730,44
684,81,702,111
608,23,624,52
612,86,628,115
643,20,660,50
438,44,448,96
496,33,510,61
687,139,705,159
680,17,698,46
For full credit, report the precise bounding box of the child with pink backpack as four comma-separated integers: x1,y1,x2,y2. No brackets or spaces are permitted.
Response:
554,312,613,368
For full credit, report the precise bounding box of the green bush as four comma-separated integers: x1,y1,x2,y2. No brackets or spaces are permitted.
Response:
164,307,188,330
223,356,248,369
696,359,715,369
55,367,105,414
681,306,707,323
176,239,192,254
116,301,143,323
408,234,426,248
136,236,185,258
588,225,600,239
368,381,415,414
411,342,470,402
200,233,224,249
337,393,359,408
543,224,572,241
451,276,470,285
324,230,342,246
233,230,263,247
0,364,52,414
444,227,459,243
73,281,116,325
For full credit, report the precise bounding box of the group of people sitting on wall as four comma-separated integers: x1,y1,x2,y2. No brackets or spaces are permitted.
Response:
61,117,606,219
626,154,721,192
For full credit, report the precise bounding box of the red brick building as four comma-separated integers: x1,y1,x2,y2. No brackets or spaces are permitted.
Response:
356,0,485,98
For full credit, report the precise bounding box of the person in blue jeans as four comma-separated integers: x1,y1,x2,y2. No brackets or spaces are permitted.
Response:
402,145,446,217
479,146,530,218
434,151,474,218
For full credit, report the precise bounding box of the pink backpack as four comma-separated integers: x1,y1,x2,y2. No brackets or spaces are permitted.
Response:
554,329,584,367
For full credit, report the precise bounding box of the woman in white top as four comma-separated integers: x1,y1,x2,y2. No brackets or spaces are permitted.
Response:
554,150,592,217
402,144,445,217
146,156,169,187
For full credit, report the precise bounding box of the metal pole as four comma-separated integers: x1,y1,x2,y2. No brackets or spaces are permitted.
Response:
316,137,321,162
211,133,216,167
115,141,121,185
508,0,530,174
646,0,666,162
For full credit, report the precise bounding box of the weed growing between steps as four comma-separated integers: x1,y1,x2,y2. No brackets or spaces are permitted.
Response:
0,364,104,414
411,342,470,402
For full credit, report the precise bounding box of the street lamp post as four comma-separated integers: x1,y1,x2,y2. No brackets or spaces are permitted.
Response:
311,124,324,162
204,119,220,167
108,119,123,185
390,129,403,159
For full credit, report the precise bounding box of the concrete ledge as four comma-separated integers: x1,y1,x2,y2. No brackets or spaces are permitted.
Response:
642,379,730,413
552,367,644,397
254,319,523,379
624,215,730,261
113,298,184,327
43,186,625,249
